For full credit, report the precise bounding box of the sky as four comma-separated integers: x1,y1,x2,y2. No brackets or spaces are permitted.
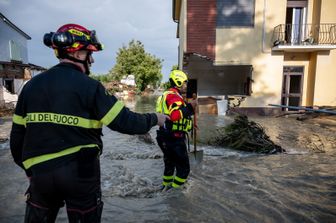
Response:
0,0,179,81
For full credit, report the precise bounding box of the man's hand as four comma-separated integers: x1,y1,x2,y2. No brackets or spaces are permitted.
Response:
156,113,170,127
190,93,198,110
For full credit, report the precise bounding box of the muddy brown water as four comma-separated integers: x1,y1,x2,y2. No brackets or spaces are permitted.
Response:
0,96,335,222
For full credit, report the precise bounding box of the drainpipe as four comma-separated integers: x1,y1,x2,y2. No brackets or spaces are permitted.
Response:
262,0,271,53
172,0,177,23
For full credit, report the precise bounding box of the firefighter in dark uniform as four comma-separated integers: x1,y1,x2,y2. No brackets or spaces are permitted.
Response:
10,23,168,223
156,70,194,190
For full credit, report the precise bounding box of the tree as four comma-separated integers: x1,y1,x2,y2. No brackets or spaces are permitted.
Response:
110,40,163,91
160,64,179,90
171,64,178,71
90,73,113,83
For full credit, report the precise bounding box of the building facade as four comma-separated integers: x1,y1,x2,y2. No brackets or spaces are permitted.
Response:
173,0,336,114
0,13,45,107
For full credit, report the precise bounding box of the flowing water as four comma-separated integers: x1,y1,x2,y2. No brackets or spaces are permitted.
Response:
0,96,335,222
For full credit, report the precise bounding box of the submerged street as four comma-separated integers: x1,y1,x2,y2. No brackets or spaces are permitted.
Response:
0,96,335,222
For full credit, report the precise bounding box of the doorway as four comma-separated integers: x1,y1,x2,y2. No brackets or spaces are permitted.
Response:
187,79,197,99
4,79,15,94
285,0,308,44
281,66,304,110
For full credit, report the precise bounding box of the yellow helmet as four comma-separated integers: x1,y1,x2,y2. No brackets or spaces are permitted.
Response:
169,70,188,88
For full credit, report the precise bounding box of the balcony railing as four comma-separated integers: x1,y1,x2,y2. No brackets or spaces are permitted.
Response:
272,23,336,47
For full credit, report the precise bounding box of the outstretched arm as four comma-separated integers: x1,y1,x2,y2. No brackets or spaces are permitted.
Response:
93,82,167,134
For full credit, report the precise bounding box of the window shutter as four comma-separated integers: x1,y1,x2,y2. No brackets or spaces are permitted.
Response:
287,1,307,8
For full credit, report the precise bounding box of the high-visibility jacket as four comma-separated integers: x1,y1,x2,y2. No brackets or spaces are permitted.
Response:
10,62,158,174
156,87,193,132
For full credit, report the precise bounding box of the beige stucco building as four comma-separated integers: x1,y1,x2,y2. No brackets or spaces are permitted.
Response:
173,0,336,114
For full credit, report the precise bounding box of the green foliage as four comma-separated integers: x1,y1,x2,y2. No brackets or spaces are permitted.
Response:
157,64,178,90
109,40,163,91
90,73,113,83
171,64,178,71
161,81,171,91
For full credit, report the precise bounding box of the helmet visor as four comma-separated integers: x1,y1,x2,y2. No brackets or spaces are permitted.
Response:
70,29,103,51
88,30,103,51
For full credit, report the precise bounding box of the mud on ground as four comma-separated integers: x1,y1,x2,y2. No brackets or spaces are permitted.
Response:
0,108,14,118
0,116,12,143
267,114,336,153
298,114,336,153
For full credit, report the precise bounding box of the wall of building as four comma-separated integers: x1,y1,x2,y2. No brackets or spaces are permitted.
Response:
215,0,287,107
186,0,216,60
0,63,25,79
314,50,336,105
177,0,336,108
306,52,317,106
283,52,311,106
312,0,336,106
184,55,252,96
319,0,336,23
13,79,26,95
215,0,286,65
240,53,284,107
0,19,29,63
215,0,336,108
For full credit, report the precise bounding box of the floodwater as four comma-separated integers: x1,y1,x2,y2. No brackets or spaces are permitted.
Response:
0,95,335,222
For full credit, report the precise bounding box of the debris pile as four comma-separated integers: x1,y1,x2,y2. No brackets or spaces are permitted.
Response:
0,107,14,117
209,115,285,154
102,80,122,94
103,81,137,100
0,87,16,117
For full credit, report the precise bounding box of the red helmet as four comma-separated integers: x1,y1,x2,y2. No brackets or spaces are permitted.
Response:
44,23,103,53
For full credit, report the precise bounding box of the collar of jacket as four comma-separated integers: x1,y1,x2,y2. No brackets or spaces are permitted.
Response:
57,62,83,73
168,87,180,94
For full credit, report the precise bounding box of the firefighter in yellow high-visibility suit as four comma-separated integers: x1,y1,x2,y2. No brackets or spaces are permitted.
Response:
156,70,194,191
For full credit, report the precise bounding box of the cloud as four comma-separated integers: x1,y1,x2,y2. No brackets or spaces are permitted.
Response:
0,0,178,80
0,0,10,5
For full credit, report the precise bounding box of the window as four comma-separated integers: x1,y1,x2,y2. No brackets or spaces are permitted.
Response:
9,40,22,62
285,1,308,44
217,0,255,27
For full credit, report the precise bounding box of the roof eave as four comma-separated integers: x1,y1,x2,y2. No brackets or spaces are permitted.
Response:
0,13,31,40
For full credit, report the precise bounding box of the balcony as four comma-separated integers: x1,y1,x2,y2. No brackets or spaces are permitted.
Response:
272,24,336,52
